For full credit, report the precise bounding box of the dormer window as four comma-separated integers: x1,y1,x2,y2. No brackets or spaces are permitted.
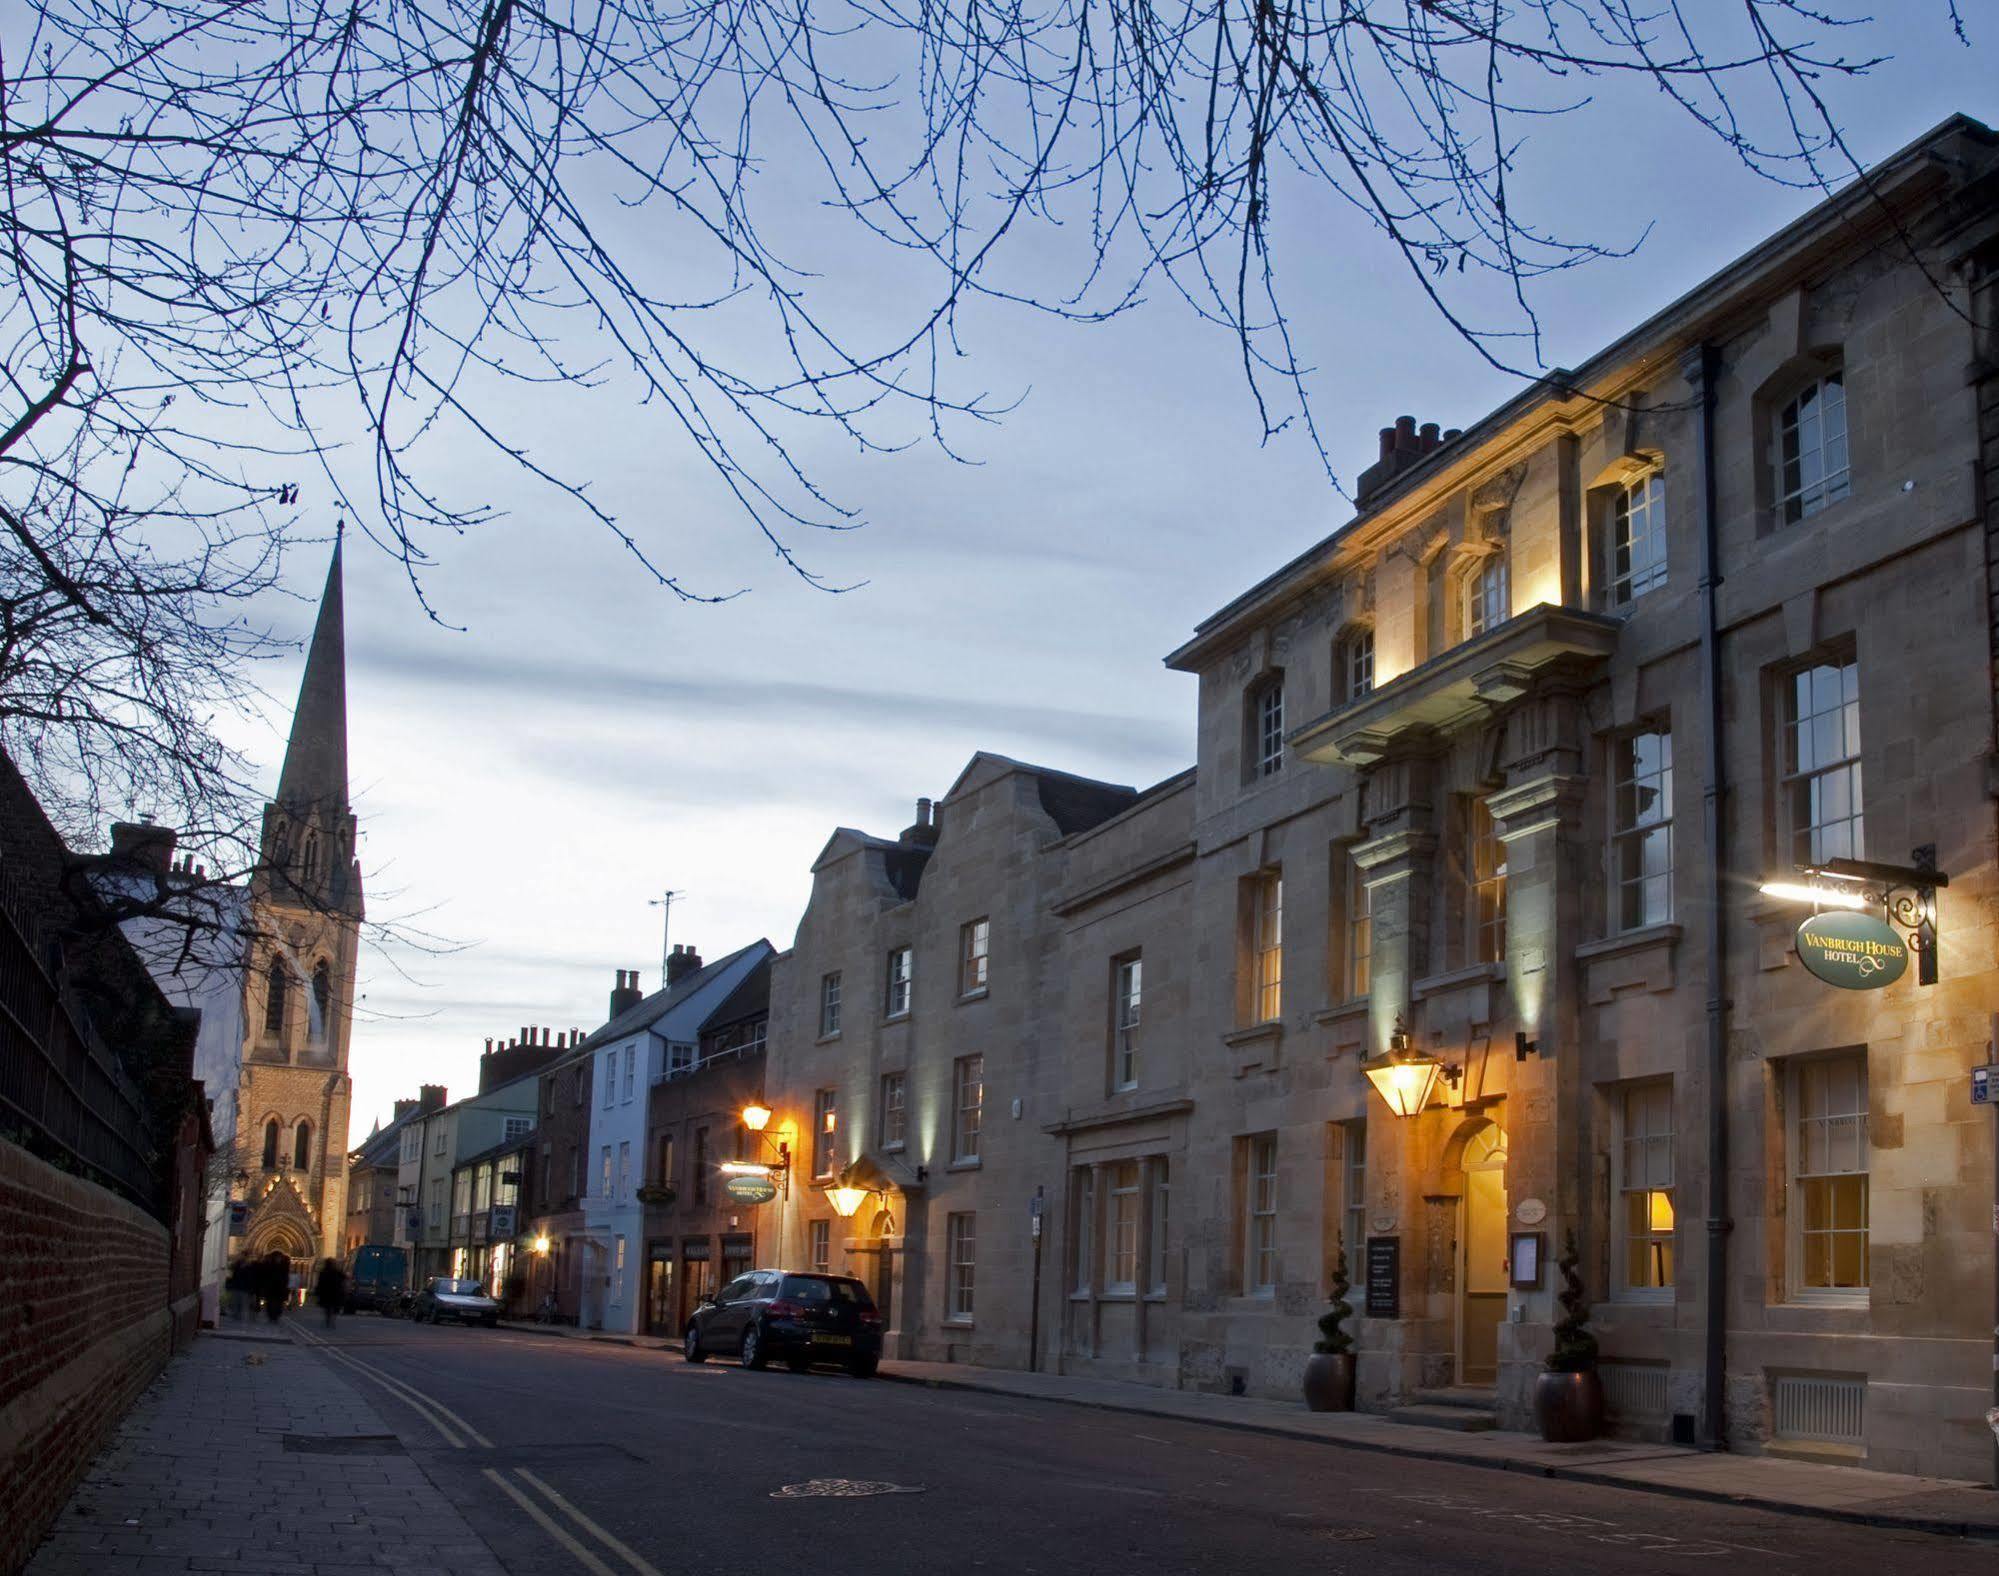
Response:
1463,553,1509,639
1249,675,1285,778
1777,370,1849,525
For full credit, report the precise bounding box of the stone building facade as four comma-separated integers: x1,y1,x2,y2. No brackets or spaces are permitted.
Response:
748,114,1999,1484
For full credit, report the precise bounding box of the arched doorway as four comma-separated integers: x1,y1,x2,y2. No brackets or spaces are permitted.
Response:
1456,1121,1508,1386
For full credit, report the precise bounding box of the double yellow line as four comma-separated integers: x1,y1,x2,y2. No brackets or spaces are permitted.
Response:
292,1324,663,1576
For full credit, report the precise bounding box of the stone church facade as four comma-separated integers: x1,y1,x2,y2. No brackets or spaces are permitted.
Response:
234,541,364,1270
756,115,1999,1483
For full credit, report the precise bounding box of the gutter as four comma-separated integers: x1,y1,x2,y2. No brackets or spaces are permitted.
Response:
1685,341,1732,1452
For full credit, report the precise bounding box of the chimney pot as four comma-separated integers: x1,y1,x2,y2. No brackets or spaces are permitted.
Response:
1378,426,1396,461
1444,428,1463,443
917,796,933,826
1420,421,1440,452
1394,415,1418,452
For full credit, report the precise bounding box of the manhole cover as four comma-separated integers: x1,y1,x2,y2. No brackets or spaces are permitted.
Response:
771,1479,926,1499
282,1434,404,1455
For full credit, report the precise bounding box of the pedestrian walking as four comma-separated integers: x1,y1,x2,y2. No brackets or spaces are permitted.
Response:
315,1259,347,1330
261,1252,289,1322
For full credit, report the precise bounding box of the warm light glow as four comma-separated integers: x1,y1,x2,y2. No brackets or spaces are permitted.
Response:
1758,879,1868,910
718,1160,773,1178
1363,1054,1444,1119
1648,1191,1675,1232
826,1184,870,1218
532,1234,550,1255
741,1101,772,1133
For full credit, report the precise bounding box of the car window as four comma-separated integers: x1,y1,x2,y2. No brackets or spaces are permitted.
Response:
779,1274,873,1308
716,1276,754,1303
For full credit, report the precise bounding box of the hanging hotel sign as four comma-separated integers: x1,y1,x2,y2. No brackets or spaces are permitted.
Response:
724,1173,779,1204
1795,911,1908,990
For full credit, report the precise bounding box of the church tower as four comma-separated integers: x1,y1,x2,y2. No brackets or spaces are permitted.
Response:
235,540,363,1269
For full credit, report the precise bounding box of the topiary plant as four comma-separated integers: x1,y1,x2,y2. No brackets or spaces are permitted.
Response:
1314,1246,1355,1356
1546,1229,1598,1373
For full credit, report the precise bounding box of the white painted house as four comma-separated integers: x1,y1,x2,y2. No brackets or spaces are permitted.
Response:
581,939,773,1333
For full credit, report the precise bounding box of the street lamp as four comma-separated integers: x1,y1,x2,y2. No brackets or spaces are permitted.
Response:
742,1100,773,1133
826,1183,872,1219
532,1234,550,1255
1361,1016,1459,1119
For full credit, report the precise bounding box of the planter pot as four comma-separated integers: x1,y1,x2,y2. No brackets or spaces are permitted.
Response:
1534,1369,1605,1442
1302,1353,1356,1412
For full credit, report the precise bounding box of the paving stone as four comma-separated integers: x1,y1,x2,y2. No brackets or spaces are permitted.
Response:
24,1337,505,1576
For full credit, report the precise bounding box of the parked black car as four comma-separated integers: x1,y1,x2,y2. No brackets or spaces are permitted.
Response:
683,1270,881,1376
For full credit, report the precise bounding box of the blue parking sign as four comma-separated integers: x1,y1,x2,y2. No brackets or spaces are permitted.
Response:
1974,1066,1992,1107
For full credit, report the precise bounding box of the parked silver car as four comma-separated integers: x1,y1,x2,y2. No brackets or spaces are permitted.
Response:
411,1276,501,1327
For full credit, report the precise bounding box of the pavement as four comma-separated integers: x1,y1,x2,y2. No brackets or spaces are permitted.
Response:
497,1316,1999,1538
25,1322,506,1575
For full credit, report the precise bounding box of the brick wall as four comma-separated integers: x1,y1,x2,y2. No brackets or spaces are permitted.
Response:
0,1138,187,1576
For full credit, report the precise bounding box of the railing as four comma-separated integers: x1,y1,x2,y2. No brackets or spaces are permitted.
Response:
0,860,161,1215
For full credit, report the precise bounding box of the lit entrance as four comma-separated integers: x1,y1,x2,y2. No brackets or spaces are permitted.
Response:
1457,1122,1508,1386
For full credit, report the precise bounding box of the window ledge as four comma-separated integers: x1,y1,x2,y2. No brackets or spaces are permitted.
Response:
1312,999,1370,1027
1575,923,1682,965
1222,1021,1282,1048
941,1318,974,1330
882,1011,911,1025
882,1141,906,1153
946,1158,982,1173
1412,961,1504,998
957,987,989,1004
815,1031,842,1045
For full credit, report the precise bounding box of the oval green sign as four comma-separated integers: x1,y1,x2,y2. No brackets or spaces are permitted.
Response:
724,1174,778,1204
1795,910,1907,990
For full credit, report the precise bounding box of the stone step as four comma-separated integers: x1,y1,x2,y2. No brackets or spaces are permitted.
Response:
1411,1386,1500,1411
1389,1403,1499,1433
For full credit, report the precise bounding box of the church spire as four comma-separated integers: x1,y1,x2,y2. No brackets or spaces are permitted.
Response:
276,536,348,813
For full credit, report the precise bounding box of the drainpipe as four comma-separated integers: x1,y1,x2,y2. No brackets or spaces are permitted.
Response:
1687,341,1732,1452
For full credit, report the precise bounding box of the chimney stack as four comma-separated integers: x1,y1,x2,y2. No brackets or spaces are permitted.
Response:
666,944,703,986
609,967,644,1020
393,1098,417,1120
1355,412,1457,507
900,796,941,849
108,821,177,875
419,1084,447,1112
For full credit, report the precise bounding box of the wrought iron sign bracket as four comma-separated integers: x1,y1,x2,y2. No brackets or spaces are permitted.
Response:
1810,846,1948,987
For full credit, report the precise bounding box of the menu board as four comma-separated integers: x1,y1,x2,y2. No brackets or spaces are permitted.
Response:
1364,1236,1400,1318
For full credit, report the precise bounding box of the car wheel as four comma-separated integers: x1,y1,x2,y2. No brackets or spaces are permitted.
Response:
740,1322,769,1371
683,1325,706,1363
848,1355,879,1379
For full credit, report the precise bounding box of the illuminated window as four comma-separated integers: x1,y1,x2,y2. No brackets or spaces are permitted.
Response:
813,1089,837,1178
1247,871,1282,1024
1616,1082,1675,1297
1344,853,1372,999
1612,729,1674,931
599,1146,612,1200
1610,471,1667,603
809,1219,830,1274
1463,798,1507,965
1107,1162,1140,1293
1111,955,1141,1092
1782,659,1863,866
952,1055,984,1164
959,918,990,995
1777,372,1849,525
819,971,842,1037
1793,1053,1869,1298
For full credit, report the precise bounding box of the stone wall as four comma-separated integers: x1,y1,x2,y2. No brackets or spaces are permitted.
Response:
0,1138,190,1576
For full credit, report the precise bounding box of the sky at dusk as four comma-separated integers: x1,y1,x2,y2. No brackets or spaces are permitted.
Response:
208,15,1999,1138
